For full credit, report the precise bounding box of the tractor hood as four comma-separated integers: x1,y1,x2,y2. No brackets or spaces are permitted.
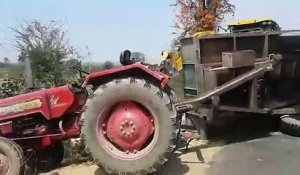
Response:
0,86,75,121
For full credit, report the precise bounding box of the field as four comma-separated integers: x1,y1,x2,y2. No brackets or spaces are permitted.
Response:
0,64,24,79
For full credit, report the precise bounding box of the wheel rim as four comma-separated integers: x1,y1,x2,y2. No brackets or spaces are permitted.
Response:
97,101,157,160
0,153,10,175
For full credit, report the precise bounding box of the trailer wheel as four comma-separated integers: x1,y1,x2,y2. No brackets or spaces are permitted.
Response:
280,115,300,136
0,137,24,175
81,78,178,174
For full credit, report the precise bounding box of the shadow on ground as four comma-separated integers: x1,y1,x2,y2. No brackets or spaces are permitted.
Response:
156,114,282,175
208,114,278,145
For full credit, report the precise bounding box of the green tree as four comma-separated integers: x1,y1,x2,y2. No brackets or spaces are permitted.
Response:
63,58,82,82
103,61,114,70
3,57,9,63
14,20,81,86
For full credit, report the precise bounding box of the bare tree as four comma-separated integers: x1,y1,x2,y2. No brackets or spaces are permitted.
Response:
171,0,235,46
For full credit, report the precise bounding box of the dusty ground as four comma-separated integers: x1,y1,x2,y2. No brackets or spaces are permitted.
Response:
43,141,223,175
43,116,300,175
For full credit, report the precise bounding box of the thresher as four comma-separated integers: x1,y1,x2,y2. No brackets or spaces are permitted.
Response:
178,19,300,140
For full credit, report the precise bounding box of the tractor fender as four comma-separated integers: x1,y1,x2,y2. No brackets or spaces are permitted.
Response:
0,86,75,121
82,64,169,89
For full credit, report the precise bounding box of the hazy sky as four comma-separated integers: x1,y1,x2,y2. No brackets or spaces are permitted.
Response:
0,0,299,63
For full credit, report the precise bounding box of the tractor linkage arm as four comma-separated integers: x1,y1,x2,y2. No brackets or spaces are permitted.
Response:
175,55,281,113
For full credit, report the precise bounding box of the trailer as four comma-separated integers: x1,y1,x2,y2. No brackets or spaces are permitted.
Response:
178,27,300,140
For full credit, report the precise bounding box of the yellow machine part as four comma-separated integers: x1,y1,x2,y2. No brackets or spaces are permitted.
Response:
193,30,215,38
173,53,183,71
227,18,274,27
160,30,216,72
161,51,169,61
160,51,183,72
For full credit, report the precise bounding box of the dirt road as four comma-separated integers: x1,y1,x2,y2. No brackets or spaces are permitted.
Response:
44,116,300,175
44,140,223,175
45,132,300,175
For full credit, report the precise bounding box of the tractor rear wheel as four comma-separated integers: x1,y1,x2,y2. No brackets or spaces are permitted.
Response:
0,137,24,175
81,78,178,174
280,115,300,136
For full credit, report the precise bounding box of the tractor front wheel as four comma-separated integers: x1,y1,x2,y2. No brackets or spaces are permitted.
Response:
81,78,178,174
0,137,24,175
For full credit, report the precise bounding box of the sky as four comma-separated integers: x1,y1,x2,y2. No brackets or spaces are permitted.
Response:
0,0,300,64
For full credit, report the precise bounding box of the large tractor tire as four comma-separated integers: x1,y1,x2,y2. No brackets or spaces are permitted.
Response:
81,78,178,174
0,137,24,175
280,115,300,136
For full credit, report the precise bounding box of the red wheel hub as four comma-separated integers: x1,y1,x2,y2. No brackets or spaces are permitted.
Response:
103,101,154,153
0,153,9,175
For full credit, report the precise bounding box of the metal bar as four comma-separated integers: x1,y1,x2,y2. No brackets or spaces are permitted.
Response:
208,67,229,71
176,66,269,107
11,131,80,141
263,34,269,57
218,105,268,114
249,78,258,108
200,57,270,68
233,35,237,51
272,105,300,115
11,133,62,140
198,30,300,40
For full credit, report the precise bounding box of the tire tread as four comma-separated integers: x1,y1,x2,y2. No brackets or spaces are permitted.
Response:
80,78,178,174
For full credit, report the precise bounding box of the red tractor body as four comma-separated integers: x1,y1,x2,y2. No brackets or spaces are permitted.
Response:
0,85,85,147
0,86,77,120
0,63,167,142
0,63,172,174
82,63,169,88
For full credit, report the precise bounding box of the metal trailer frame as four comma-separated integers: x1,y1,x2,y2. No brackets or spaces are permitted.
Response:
176,30,300,140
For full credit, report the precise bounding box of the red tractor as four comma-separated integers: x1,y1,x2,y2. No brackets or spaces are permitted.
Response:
0,51,179,175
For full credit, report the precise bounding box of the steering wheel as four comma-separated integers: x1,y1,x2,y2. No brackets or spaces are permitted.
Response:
70,67,90,78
